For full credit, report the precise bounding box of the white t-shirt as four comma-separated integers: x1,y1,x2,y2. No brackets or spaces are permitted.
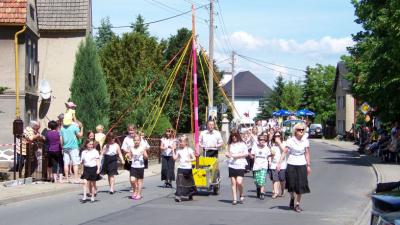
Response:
121,135,150,153
104,143,119,156
227,142,248,169
130,146,146,168
200,130,223,150
286,137,309,166
161,138,176,156
270,143,287,170
176,147,194,169
251,144,271,171
81,149,99,167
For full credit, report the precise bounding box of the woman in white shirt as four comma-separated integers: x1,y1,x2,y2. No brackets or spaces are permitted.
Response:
80,139,101,202
276,123,311,213
100,132,125,194
269,131,287,199
250,135,272,200
173,135,196,202
160,128,177,188
225,132,248,205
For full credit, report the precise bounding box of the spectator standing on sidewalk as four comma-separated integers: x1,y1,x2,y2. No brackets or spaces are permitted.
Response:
276,123,311,213
225,132,248,205
11,121,43,175
100,132,124,194
173,135,196,202
200,120,223,157
160,128,177,188
61,120,83,183
45,120,63,183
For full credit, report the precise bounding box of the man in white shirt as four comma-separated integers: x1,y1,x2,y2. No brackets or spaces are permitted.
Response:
199,120,223,158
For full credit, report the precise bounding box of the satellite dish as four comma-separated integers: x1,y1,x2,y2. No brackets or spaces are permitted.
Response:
39,80,52,119
39,80,52,100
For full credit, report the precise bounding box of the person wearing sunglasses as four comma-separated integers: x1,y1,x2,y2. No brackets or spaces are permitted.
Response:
250,135,272,200
276,123,311,213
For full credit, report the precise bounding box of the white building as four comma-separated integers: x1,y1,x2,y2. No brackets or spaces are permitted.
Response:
223,71,272,124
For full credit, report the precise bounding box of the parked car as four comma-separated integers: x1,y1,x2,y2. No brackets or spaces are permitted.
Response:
371,182,400,225
309,123,323,138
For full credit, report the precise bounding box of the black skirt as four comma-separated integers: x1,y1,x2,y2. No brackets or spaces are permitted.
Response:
161,156,175,181
130,167,144,179
228,167,245,178
101,155,119,176
81,166,101,181
175,168,196,197
285,164,310,194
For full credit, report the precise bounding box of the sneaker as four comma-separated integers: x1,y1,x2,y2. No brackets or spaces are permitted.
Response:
134,195,142,200
175,196,182,202
131,194,137,199
90,197,95,203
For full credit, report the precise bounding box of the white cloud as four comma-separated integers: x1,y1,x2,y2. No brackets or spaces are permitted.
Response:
223,31,354,55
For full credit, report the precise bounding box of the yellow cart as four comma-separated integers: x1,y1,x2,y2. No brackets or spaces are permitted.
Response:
192,156,221,195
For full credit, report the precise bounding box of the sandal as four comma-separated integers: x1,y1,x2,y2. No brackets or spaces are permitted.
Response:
272,193,279,199
294,204,302,213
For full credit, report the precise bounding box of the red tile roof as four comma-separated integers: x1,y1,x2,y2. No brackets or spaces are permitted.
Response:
0,0,27,25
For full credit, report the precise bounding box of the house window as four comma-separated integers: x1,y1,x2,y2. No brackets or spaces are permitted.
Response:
27,38,32,87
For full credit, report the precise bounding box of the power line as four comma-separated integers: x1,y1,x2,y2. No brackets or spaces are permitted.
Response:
93,4,208,29
237,54,305,79
236,53,306,72
216,0,234,51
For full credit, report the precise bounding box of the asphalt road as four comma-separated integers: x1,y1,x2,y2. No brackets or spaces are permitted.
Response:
0,140,375,225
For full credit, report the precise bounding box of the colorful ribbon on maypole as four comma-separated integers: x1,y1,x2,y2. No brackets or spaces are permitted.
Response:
192,5,200,161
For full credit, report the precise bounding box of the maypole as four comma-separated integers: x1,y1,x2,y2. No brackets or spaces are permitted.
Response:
192,4,200,168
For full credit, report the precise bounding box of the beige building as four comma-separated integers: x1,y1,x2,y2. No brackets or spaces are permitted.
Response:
0,0,91,146
0,0,40,145
37,0,91,127
334,62,356,135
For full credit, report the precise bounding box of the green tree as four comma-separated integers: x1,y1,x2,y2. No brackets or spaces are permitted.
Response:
70,36,110,131
345,0,400,122
257,75,285,118
301,64,336,124
131,14,149,35
280,80,303,111
95,16,116,50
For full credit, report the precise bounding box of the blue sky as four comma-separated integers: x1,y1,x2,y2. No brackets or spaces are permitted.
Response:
93,0,361,87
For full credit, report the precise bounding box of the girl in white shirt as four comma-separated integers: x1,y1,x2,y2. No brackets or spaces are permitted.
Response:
128,134,148,200
225,132,248,205
172,135,196,202
100,132,125,194
250,135,272,200
160,128,177,188
269,131,287,199
80,139,100,202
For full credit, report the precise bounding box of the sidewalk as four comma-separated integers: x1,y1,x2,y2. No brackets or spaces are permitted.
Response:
0,162,162,205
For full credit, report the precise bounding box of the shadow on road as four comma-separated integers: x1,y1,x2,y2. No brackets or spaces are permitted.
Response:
322,149,371,167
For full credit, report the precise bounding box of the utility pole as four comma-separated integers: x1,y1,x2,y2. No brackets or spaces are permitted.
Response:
231,51,235,119
208,0,214,108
